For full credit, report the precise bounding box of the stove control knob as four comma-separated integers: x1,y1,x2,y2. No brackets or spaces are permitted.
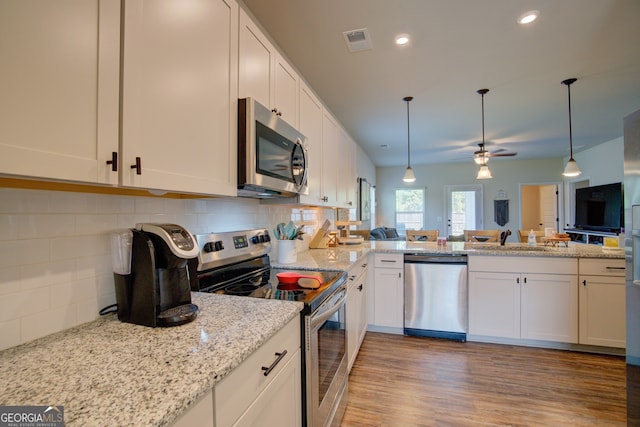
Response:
250,235,260,244
263,233,271,242
203,241,224,252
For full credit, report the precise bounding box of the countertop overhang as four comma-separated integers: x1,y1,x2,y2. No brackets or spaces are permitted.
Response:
0,293,303,427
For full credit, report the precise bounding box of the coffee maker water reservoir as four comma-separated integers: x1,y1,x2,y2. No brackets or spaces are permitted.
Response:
111,223,200,327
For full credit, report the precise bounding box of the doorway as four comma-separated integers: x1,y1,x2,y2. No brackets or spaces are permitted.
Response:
520,183,560,231
445,185,483,237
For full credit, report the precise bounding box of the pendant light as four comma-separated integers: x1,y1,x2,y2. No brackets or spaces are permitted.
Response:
561,78,582,177
402,96,416,183
476,89,492,179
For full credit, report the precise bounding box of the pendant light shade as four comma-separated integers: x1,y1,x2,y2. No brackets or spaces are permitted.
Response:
402,96,416,183
561,78,582,177
476,88,493,180
476,164,492,179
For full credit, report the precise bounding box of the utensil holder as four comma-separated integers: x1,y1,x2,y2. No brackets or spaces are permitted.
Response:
277,240,297,264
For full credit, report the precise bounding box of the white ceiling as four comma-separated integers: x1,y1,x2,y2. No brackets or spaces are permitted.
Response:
241,0,640,167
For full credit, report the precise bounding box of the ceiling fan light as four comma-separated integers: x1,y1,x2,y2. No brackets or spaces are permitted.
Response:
476,164,492,180
562,158,582,177
473,152,489,165
403,166,416,182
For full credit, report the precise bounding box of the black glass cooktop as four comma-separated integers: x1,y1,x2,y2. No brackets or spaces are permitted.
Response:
205,268,346,313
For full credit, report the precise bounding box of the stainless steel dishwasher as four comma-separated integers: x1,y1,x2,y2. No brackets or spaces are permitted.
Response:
404,253,468,341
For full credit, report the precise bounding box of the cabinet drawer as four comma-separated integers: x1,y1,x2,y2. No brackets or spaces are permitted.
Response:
579,258,625,276
468,255,577,275
347,255,369,281
215,317,300,427
374,253,403,268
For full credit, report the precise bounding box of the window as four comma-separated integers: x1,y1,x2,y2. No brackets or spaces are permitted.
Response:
396,188,425,232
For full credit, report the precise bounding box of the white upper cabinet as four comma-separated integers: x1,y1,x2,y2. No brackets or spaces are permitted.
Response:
321,110,340,206
0,0,120,184
298,81,324,205
337,129,356,208
238,8,299,127
121,0,238,196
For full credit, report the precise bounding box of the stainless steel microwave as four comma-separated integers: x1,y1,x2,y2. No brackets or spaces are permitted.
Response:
238,98,308,198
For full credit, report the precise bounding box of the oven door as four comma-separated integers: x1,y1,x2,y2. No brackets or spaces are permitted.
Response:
306,285,348,427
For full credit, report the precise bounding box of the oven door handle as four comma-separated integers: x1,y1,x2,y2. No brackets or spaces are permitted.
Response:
310,287,347,330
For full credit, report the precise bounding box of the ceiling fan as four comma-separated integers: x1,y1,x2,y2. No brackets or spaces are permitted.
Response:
473,88,517,165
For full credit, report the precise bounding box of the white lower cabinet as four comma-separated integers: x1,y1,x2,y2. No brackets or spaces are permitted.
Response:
578,258,626,348
170,390,214,427
468,256,578,343
214,317,301,427
372,253,404,332
347,257,368,372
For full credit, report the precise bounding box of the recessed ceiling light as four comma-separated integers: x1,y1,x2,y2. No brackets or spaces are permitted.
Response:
517,10,539,24
395,34,410,45
379,144,389,149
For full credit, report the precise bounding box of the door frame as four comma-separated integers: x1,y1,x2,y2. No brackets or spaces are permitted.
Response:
518,181,563,233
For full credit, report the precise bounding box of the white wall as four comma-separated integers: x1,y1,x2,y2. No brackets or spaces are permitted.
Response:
570,137,623,186
376,158,563,238
0,188,332,350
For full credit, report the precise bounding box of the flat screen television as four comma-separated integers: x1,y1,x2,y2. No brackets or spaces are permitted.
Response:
574,182,623,233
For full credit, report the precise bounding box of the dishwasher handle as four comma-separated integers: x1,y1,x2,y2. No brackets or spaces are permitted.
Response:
404,254,468,264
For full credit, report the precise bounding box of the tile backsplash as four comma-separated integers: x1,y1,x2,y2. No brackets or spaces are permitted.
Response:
0,187,333,351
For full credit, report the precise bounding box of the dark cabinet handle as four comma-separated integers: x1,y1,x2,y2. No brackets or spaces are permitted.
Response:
262,350,287,376
357,284,363,291
582,280,587,287
524,277,527,284
131,157,141,175
516,277,520,284
106,152,118,172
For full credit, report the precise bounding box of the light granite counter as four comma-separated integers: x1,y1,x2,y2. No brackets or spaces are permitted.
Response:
272,240,623,271
0,293,303,427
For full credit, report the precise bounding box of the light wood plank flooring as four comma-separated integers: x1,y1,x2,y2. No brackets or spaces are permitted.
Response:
341,332,625,426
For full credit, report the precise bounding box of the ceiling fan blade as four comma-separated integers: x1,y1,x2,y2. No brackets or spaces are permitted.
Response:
490,152,517,157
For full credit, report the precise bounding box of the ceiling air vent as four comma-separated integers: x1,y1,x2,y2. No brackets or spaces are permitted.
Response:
342,28,372,52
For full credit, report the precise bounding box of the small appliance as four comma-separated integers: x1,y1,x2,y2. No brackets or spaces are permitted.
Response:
238,97,308,198
110,223,200,327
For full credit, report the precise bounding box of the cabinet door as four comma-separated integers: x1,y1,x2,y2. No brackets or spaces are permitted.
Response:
521,274,578,343
121,0,238,196
231,349,302,427
238,8,273,108
321,111,339,206
0,0,120,184
579,275,626,348
298,82,323,205
170,390,214,427
347,268,368,372
373,268,403,330
273,53,299,127
337,129,356,208
468,272,520,338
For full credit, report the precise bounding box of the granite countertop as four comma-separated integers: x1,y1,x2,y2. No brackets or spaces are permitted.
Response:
0,293,303,427
271,240,623,271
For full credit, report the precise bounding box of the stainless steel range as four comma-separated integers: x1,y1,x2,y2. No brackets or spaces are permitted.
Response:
191,228,348,427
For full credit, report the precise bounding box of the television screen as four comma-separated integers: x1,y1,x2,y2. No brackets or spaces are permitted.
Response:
574,182,623,232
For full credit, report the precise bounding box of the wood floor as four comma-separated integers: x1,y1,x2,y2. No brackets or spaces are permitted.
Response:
341,332,626,427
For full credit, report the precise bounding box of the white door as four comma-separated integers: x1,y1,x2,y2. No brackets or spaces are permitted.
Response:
540,184,559,231
445,185,483,238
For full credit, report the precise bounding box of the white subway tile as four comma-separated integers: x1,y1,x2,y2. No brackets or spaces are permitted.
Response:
0,239,50,269
0,289,50,323
0,267,20,295
51,277,97,307
135,197,167,214
96,195,135,214
75,214,118,235
20,260,76,290
49,191,97,214
19,214,76,239
21,305,77,344
0,319,20,351
77,255,112,280
77,298,99,324
0,214,19,240
49,235,109,261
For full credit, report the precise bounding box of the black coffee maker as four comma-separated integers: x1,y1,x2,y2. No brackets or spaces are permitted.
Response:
111,223,200,327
